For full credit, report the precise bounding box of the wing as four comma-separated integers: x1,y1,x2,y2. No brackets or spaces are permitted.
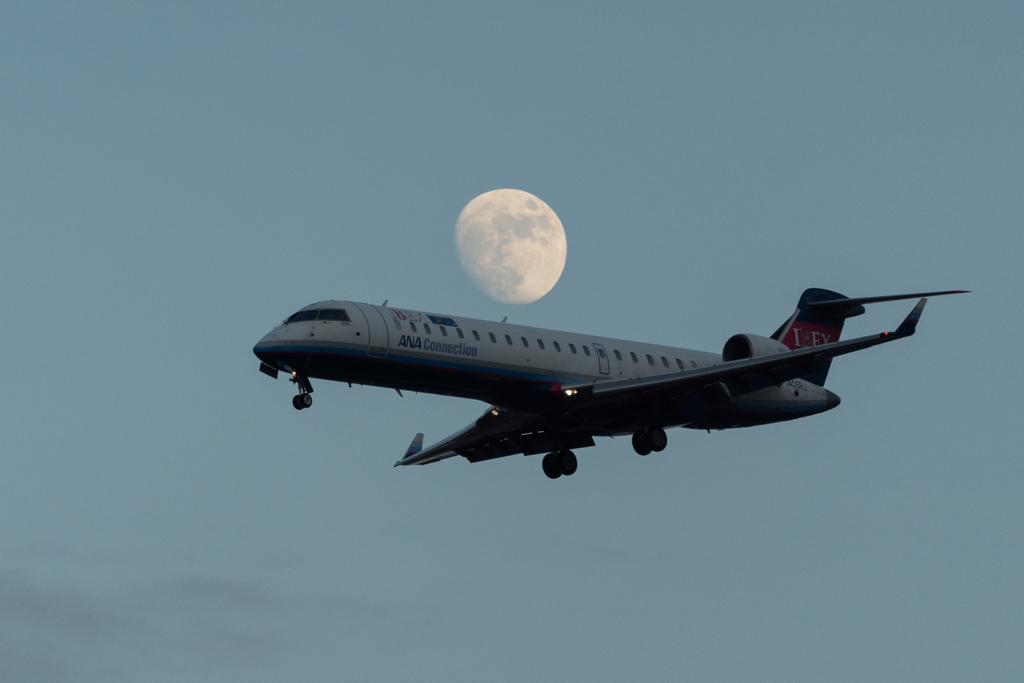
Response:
394,406,595,467
557,298,931,409
397,299,933,467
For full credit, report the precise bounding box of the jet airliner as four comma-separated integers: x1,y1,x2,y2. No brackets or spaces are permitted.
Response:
253,288,965,479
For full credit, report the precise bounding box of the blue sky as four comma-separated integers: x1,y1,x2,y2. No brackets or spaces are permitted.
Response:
1,2,1021,681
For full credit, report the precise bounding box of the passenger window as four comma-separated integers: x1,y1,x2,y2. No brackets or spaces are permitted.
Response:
553,341,561,352
583,346,591,356
505,334,513,345
409,322,417,333
489,332,496,343
472,330,480,341
537,339,545,350
318,309,350,321
614,350,622,360
676,358,684,369
646,354,654,365
521,337,529,347
597,347,606,359
456,328,464,339
286,310,319,323
569,344,577,354
424,323,432,334
440,326,447,336
661,356,669,367
630,352,638,362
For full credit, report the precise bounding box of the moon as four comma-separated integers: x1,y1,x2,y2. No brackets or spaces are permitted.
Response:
454,189,567,305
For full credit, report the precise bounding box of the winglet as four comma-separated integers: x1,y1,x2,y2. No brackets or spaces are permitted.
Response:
396,433,424,466
894,298,927,337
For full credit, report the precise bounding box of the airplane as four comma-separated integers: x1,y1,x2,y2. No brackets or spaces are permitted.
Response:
253,288,966,479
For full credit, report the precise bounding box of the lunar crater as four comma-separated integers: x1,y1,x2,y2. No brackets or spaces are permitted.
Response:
455,189,567,305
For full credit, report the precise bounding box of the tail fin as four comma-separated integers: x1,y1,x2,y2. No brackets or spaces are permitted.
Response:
770,288,863,386
770,288,968,385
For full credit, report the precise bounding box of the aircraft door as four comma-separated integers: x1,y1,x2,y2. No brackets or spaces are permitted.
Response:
353,303,390,358
592,342,610,375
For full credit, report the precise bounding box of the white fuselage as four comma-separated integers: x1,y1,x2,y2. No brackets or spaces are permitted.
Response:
253,300,833,431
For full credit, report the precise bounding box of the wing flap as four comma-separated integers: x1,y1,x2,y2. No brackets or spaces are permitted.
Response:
458,431,595,463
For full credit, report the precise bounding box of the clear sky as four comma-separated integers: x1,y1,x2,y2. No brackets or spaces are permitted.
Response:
1,2,1021,681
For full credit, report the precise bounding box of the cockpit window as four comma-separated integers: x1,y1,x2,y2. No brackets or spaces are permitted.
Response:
286,310,318,323
318,309,350,321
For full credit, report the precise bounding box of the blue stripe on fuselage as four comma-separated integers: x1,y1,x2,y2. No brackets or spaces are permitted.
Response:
254,343,580,386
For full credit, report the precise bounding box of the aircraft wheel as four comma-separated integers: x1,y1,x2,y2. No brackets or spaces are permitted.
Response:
632,431,652,456
292,395,305,410
559,450,578,476
649,427,668,452
299,393,313,409
542,453,562,479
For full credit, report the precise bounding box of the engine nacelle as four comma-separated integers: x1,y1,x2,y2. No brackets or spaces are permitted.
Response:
722,334,790,362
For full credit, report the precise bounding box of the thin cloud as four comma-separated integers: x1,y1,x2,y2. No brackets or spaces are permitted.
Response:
0,570,407,682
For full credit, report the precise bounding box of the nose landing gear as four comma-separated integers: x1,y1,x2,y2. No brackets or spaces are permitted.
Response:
290,374,314,410
542,450,578,479
632,427,668,455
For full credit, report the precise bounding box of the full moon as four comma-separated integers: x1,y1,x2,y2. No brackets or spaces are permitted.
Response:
454,189,567,305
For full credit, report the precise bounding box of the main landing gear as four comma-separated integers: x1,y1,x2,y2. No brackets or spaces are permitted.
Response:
290,374,313,410
542,450,577,479
632,427,667,456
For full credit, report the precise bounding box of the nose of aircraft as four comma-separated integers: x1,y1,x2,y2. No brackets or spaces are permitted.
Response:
255,331,280,346
825,389,842,411
253,331,281,363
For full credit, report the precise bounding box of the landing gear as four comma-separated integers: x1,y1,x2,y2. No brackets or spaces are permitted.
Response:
542,450,577,479
542,453,560,478
290,374,313,410
559,450,577,476
648,427,668,452
632,427,668,455
632,431,652,456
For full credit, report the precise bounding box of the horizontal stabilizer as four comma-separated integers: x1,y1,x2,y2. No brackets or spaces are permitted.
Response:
807,290,968,313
